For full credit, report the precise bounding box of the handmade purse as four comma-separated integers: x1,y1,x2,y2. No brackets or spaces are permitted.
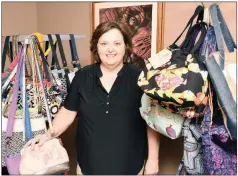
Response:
201,100,237,175
140,93,185,139
19,37,70,175
199,3,237,140
2,43,46,173
177,118,205,175
138,6,209,118
197,3,237,140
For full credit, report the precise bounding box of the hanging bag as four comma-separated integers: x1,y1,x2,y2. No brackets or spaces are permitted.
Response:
2,42,47,173
138,6,209,118
177,118,205,175
201,85,237,175
19,37,70,175
140,93,185,139
198,3,237,140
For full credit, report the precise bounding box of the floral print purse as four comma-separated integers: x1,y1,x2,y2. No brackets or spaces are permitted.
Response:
140,94,185,139
138,6,209,118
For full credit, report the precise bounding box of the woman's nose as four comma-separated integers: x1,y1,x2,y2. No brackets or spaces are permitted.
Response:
107,44,114,52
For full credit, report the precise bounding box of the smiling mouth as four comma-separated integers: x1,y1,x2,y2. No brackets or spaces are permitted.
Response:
106,54,116,57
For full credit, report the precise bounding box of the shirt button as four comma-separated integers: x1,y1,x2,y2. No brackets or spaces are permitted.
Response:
106,111,108,113
107,95,110,97
107,102,109,105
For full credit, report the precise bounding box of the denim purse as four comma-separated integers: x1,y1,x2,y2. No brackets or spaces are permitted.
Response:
199,3,237,140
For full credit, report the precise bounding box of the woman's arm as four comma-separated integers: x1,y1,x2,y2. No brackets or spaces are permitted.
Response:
50,107,77,138
24,107,77,149
144,126,160,174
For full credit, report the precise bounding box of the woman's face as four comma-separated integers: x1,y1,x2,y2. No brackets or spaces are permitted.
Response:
97,28,126,67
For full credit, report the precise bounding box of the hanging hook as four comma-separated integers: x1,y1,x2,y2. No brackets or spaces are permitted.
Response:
201,2,205,7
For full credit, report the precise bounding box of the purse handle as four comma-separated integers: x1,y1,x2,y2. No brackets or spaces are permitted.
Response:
69,34,81,69
30,37,53,131
55,34,71,89
5,45,25,137
47,34,61,70
19,45,33,141
171,5,204,48
55,34,68,69
33,36,52,82
2,36,11,73
209,4,237,70
188,22,208,54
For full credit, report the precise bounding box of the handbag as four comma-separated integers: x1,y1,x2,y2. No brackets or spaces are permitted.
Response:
2,44,47,173
33,36,65,119
140,93,185,139
201,92,237,175
199,3,237,140
177,118,205,175
19,37,70,175
138,6,209,118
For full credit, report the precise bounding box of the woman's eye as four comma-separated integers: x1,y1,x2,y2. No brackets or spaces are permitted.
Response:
115,43,121,46
101,43,107,46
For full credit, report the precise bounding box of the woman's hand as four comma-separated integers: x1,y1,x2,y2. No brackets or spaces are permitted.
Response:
144,158,159,175
24,130,52,150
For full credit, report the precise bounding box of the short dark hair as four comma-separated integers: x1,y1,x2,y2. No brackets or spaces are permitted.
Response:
90,21,133,63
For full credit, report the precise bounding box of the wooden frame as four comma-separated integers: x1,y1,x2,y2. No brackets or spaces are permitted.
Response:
91,2,165,64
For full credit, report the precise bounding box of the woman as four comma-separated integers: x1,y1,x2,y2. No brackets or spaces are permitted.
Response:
25,21,160,175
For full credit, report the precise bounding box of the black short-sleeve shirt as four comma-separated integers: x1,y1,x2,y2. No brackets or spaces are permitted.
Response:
64,63,148,175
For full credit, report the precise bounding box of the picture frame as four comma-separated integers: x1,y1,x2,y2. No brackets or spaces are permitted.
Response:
91,2,165,64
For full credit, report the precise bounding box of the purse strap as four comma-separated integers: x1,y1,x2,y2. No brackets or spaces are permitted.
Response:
2,36,10,73
19,46,33,141
189,22,208,54
47,34,61,70
5,46,24,137
55,34,68,68
56,34,71,88
34,36,52,82
69,34,81,69
209,4,237,70
171,5,204,48
31,37,53,130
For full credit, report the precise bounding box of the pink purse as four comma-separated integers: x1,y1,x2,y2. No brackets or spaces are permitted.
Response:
19,138,69,174
19,37,70,174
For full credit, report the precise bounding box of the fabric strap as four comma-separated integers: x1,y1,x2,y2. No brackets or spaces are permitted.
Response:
19,47,32,140
69,34,81,69
55,34,68,68
209,3,237,70
31,37,53,129
48,34,61,70
55,34,71,89
171,5,204,47
2,36,10,73
6,48,24,137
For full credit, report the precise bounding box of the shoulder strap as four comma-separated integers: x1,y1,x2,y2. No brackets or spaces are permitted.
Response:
171,5,204,48
55,34,68,68
47,34,61,70
69,34,81,69
2,36,10,73
34,37,51,82
189,22,208,54
209,3,237,70
6,48,24,137
55,34,71,88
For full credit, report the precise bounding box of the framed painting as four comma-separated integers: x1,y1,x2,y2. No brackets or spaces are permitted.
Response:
91,2,165,65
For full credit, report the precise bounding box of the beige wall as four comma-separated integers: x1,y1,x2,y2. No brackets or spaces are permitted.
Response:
36,2,91,67
1,2,236,175
164,2,237,65
2,2,38,35
164,2,237,47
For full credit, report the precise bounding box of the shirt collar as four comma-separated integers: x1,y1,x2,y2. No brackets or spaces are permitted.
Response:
95,63,128,78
